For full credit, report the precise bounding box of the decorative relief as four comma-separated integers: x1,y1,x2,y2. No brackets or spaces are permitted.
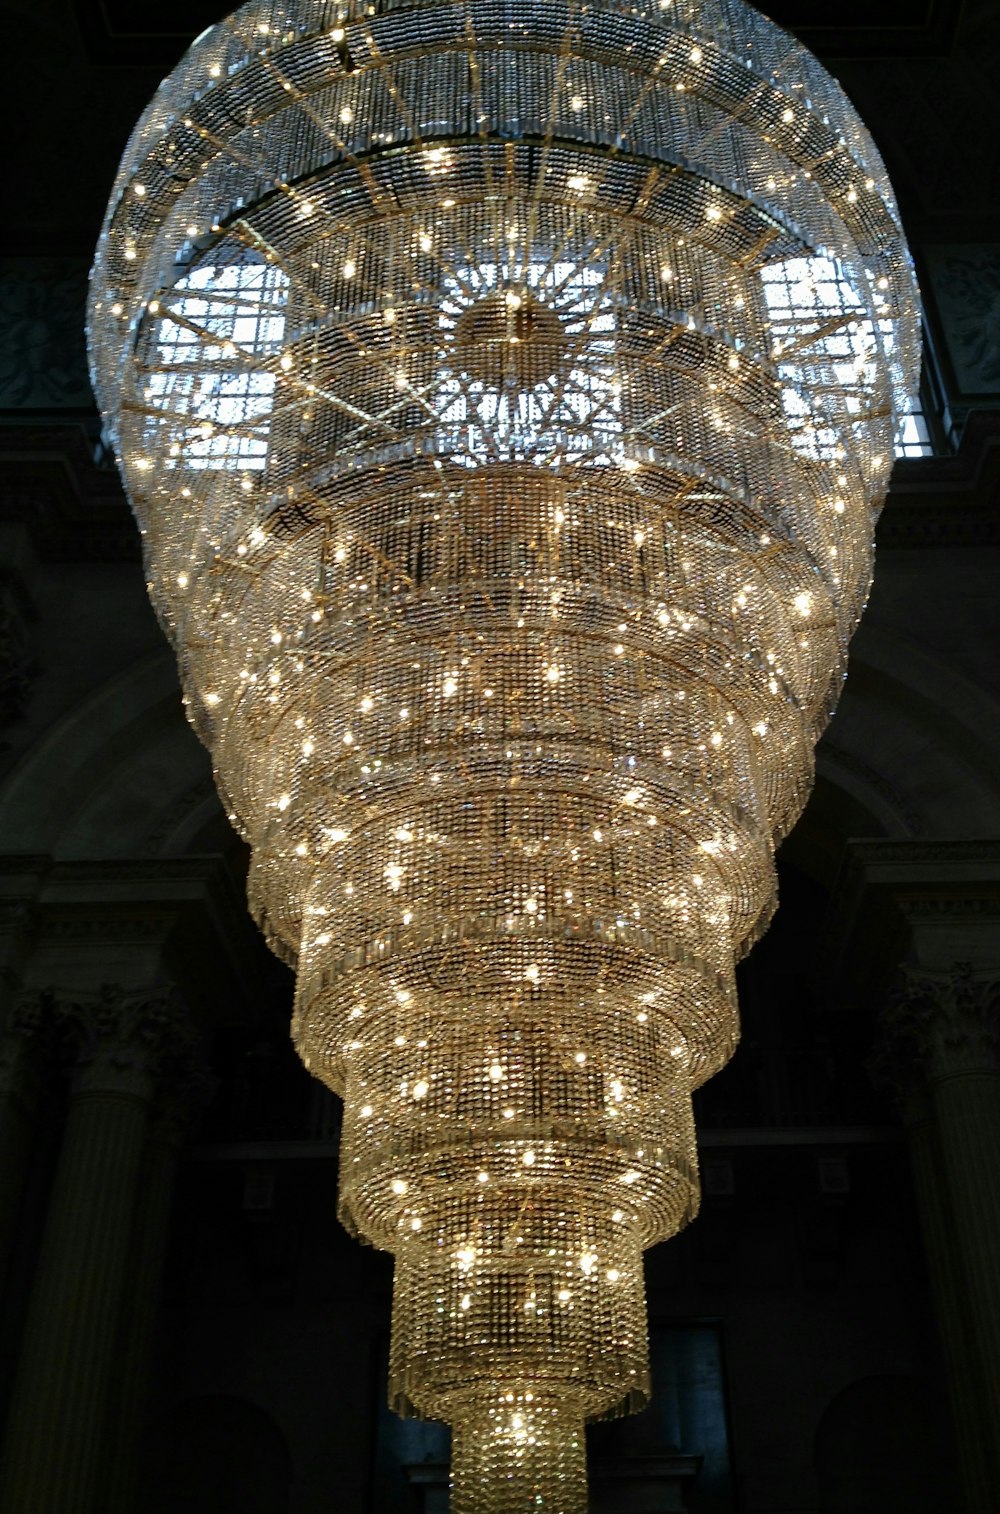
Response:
0,979,213,1137
0,573,36,742
55,982,198,1099
39,915,177,943
848,839,1000,866
149,1054,217,1148
895,895,1000,920
10,987,54,1041
142,775,221,853
0,987,58,1099
876,962,1000,1090
824,839,1000,974
0,260,93,409
819,740,923,835
923,245,1000,397
877,502,1000,549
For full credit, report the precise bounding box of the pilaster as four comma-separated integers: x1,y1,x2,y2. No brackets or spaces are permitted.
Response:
0,983,196,1514
0,990,55,1291
828,842,1000,1514
872,962,1000,1514
102,1052,214,1514
0,865,49,1292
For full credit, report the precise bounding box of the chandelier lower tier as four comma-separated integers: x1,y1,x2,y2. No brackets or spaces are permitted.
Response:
88,0,920,1507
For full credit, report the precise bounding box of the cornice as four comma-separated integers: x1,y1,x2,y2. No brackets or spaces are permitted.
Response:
877,499,1000,547
38,914,178,943
878,412,1000,547
34,856,236,942
837,838,1000,870
0,854,52,883
37,856,251,926
43,856,237,886
819,740,923,835
0,852,270,1027
822,837,1000,995
0,426,138,563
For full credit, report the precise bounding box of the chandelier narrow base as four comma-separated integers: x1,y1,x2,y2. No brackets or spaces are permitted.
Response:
450,1395,587,1514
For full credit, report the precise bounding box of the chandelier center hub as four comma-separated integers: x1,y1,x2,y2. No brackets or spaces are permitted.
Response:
452,289,570,391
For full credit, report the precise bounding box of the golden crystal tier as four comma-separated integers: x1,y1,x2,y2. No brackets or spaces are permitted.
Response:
449,1396,588,1514
88,0,920,1507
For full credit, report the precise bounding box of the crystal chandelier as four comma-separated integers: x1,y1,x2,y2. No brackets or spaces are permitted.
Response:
88,0,919,1506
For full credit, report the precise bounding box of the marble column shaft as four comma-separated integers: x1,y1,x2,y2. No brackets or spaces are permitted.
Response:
0,985,185,1514
897,1087,1000,1509
102,1063,211,1514
927,1065,1000,1459
878,964,1000,1514
0,902,45,1294
0,1002,48,1295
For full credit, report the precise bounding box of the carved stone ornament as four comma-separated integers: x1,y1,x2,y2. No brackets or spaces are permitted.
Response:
876,962,1000,1091
0,987,58,1100
55,982,197,1099
0,574,36,742
0,259,92,409
148,1054,217,1149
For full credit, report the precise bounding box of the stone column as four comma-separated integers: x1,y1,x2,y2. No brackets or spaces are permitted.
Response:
0,983,189,1514
875,964,1000,1513
102,1057,213,1514
0,888,46,1292
0,991,51,1292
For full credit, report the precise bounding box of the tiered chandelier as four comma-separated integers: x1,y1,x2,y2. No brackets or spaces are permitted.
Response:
89,0,919,1506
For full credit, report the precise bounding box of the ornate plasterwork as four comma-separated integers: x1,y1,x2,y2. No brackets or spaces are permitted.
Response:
923,245,1000,396
0,574,36,743
877,962,1000,1089
826,838,1000,938
0,986,56,1100
54,981,198,1099
819,739,923,836
0,260,92,409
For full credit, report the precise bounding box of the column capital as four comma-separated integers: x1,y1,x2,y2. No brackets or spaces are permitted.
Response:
55,983,199,1101
0,987,57,1099
148,1052,216,1149
877,962,1000,1089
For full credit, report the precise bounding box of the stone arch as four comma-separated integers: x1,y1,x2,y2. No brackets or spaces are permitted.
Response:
2,617,997,873
817,622,1000,841
142,1393,293,1514
0,651,231,860
813,1373,949,1514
